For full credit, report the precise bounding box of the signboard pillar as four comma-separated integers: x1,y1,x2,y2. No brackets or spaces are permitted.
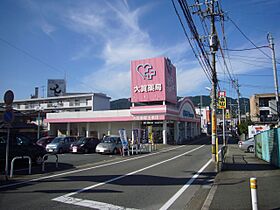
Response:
3,90,14,180
218,91,227,146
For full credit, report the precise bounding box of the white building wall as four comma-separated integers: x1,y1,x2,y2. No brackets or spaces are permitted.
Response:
47,109,132,120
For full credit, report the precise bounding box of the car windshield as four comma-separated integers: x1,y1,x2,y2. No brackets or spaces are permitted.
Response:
51,137,64,143
76,137,87,144
101,136,115,143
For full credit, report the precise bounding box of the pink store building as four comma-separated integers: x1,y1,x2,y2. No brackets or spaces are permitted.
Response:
45,57,201,144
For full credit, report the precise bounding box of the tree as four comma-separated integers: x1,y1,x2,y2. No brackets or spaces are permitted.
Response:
238,119,253,135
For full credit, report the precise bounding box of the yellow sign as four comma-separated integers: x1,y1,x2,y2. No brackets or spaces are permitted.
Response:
148,126,153,144
226,109,230,119
218,97,226,109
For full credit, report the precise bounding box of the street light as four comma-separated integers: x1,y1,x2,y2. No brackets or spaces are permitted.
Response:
35,106,44,139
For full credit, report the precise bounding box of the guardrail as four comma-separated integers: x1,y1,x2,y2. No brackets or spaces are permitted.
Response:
42,153,59,172
10,156,31,178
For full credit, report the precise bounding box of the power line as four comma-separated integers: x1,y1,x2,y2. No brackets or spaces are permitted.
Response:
222,46,269,52
227,16,273,60
216,55,272,64
0,36,96,95
217,72,273,77
171,0,212,83
219,79,274,89
0,37,65,75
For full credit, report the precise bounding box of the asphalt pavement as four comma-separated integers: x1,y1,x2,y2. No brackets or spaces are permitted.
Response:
0,136,216,210
205,141,280,210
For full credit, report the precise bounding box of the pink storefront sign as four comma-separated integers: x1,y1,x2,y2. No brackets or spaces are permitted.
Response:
130,57,177,104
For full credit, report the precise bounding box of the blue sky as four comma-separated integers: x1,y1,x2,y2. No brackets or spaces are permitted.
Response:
0,0,280,101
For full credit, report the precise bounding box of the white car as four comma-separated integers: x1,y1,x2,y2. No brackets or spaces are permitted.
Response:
95,135,122,154
238,138,255,153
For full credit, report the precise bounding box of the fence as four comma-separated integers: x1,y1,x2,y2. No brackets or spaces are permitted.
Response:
254,127,280,168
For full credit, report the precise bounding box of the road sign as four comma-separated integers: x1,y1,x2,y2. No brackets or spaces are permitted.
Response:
218,91,226,97
3,110,14,124
218,97,226,109
4,90,14,106
218,91,226,109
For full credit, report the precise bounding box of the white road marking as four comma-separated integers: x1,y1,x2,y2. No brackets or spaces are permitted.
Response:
53,196,139,210
0,145,184,189
52,145,205,209
159,148,224,210
159,158,212,210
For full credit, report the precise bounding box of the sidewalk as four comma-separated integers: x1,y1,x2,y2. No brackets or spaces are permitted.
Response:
208,143,280,210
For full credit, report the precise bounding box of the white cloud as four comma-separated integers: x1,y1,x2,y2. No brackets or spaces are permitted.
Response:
27,0,276,99
64,0,210,99
177,67,208,95
41,20,56,36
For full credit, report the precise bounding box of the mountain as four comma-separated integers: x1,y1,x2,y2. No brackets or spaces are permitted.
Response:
188,96,250,115
110,98,131,110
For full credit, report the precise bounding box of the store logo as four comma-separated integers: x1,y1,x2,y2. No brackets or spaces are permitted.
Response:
136,64,156,80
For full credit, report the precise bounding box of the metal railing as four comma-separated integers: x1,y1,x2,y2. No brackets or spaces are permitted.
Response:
10,156,31,178
42,154,59,172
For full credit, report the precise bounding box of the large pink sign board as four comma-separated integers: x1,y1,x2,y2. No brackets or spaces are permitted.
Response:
131,57,177,104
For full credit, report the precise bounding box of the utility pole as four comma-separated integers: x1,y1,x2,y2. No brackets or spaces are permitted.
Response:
233,79,241,125
237,80,241,124
200,95,203,132
268,33,279,122
210,0,218,162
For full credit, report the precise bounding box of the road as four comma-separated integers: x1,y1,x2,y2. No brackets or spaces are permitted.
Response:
0,137,215,210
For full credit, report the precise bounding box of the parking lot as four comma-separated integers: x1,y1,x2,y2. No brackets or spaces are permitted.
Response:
0,152,125,179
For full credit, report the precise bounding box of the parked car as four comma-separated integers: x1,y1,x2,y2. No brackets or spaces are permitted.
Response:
36,136,55,148
70,137,100,153
0,133,47,165
238,138,255,153
96,135,122,154
46,136,77,153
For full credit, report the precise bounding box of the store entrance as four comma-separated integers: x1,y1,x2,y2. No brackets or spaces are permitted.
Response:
141,121,175,144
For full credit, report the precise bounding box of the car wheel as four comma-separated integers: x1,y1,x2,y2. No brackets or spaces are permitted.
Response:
248,146,254,153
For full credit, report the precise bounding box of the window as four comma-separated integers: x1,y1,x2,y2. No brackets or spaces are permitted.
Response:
260,110,270,122
75,100,80,106
259,97,274,107
16,136,31,146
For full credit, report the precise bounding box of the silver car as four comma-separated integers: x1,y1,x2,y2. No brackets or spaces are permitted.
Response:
46,136,77,153
95,135,122,154
238,138,255,153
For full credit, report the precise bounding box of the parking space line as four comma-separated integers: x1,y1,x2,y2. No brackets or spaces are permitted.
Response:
52,145,205,208
0,145,184,189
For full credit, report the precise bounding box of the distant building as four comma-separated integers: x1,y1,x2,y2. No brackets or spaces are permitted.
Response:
0,92,111,136
195,106,210,134
250,93,278,123
11,92,110,113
